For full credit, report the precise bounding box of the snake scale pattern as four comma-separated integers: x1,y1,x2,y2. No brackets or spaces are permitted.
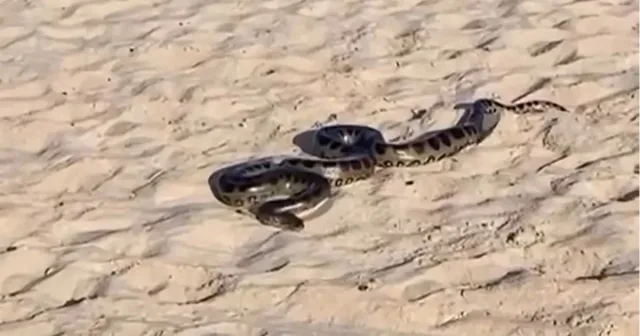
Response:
208,98,568,231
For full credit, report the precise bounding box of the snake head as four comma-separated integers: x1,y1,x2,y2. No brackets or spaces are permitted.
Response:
256,212,305,231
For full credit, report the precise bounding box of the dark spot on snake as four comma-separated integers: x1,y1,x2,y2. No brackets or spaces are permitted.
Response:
464,125,477,135
407,160,421,167
260,162,272,170
328,141,341,150
268,177,279,185
221,195,231,203
323,161,337,168
450,128,465,140
314,184,326,196
480,99,493,109
345,177,354,185
373,143,387,155
384,161,394,167
395,143,409,151
362,159,372,169
287,159,301,166
218,179,235,193
234,199,244,207
427,137,440,150
302,160,316,168
335,179,344,187
553,102,567,112
350,160,362,170
411,143,425,154
396,161,405,167
289,174,300,183
317,134,331,146
339,161,351,170
405,180,414,186
423,156,436,165
437,153,448,161
438,132,452,147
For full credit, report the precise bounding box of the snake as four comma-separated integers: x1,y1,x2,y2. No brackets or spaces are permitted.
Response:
207,98,568,231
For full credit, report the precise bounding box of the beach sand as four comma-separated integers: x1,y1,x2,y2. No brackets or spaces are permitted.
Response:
0,0,638,335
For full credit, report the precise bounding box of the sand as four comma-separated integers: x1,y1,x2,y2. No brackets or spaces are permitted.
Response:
0,0,638,335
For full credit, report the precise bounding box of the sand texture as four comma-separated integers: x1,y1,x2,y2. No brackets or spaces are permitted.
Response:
0,0,638,335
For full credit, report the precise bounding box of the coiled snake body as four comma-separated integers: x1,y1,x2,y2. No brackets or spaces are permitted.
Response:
208,99,567,231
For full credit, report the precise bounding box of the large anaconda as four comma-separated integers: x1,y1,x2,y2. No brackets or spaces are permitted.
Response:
208,98,568,231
